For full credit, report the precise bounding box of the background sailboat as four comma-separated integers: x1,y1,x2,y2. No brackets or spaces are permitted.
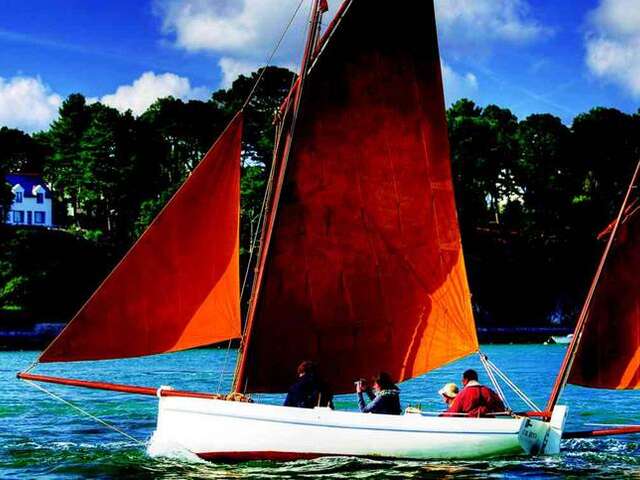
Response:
546,160,640,438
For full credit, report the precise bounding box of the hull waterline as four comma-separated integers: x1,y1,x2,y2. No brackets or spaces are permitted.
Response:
151,397,567,461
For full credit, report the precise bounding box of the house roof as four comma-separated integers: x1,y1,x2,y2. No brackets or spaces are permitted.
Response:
5,173,52,198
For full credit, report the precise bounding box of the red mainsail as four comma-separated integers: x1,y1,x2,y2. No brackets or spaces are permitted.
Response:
238,0,478,394
569,202,640,389
39,114,243,363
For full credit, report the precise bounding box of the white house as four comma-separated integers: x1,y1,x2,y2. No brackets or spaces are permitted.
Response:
4,174,53,227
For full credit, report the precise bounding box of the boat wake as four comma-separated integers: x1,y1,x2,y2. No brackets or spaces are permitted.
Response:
146,431,205,463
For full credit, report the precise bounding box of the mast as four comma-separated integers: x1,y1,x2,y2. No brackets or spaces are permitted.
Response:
233,0,326,392
546,158,640,413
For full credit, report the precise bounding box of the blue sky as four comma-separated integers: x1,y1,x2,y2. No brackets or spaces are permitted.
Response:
0,0,638,132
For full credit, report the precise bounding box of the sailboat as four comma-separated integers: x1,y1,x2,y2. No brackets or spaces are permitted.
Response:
17,0,639,461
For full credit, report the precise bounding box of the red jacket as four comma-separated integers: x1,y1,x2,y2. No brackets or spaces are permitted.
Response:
444,382,505,417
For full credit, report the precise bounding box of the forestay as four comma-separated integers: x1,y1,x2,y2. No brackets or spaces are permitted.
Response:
39,114,244,363
239,0,478,394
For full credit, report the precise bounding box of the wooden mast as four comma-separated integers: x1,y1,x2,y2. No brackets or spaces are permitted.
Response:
546,158,640,413
233,0,326,392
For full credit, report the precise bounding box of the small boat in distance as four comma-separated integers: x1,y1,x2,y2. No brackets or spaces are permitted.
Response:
17,0,640,462
546,334,574,345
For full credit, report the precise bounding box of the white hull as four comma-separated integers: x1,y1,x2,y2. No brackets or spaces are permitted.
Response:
151,397,567,461
547,334,574,345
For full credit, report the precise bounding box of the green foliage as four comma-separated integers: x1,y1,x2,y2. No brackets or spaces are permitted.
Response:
213,66,296,167
0,227,109,318
449,101,640,326
1,66,640,328
240,164,267,257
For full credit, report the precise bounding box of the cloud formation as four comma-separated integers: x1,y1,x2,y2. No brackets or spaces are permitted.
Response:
98,71,208,115
157,0,548,97
434,0,549,54
0,76,62,132
218,57,260,88
156,0,310,85
441,62,479,105
585,0,640,97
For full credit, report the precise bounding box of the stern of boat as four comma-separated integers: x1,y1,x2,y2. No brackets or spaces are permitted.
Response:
518,406,568,455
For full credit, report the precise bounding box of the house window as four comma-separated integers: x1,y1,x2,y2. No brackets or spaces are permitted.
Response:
36,193,44,204
15,191,23,203
13,210,24,224
34,211,46,224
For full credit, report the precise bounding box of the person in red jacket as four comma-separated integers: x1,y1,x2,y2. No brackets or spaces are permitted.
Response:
443,369,506,417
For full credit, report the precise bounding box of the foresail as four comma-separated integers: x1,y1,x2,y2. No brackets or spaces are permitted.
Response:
241,0,478,394
569,202,640,389
39,114,243,363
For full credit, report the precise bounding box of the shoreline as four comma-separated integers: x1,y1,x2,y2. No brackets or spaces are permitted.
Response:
0,324,573,350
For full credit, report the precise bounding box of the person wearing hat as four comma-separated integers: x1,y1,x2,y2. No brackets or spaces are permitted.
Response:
438,383,459,408
443,369,505,417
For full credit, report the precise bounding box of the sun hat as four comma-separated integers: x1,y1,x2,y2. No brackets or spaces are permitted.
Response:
438,383,459,399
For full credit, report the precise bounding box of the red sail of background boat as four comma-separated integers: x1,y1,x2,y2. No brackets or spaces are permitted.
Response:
38,114,244,363
568,199,640,389
235,0,478,394
547,160,640,415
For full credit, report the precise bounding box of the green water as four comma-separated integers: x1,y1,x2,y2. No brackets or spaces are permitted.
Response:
1,345,639,479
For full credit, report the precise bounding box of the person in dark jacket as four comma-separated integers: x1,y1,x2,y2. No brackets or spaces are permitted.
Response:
443,369,505,417
356,372,401,415
284,360,333,409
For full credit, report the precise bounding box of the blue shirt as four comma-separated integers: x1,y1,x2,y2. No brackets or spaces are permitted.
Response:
357,388,401,415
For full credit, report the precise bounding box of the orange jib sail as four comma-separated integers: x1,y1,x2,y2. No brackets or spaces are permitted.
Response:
569,201,640,389
39,114,243,363
240,0,478,394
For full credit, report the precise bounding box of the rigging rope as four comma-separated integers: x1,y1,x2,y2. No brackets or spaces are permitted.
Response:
479,353,511,410
478,353,541,413
24,379,145,446
484,356,540,412
240,0,306,111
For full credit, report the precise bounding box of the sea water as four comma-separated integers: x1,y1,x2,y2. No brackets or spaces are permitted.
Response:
1,345,639,479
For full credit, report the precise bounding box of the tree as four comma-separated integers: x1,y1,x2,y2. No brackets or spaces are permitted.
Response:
516,114,575,233
448,100,520,230
43,94,92,226
213,66,297,168
0,127,50,220
572,108,640,226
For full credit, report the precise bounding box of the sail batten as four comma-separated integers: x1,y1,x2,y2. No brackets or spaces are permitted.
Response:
39,114,243,363
239,0,478,394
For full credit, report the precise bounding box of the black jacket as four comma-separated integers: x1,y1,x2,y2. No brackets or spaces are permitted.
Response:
284,373,333,409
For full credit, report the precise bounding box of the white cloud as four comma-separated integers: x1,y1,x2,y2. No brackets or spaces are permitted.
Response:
98,71,209,115
441,62,479,105
218,57,261,88
434,0,549,54
157,0,547,90
155,0,322,86
0,76,61,132
585,0,640,97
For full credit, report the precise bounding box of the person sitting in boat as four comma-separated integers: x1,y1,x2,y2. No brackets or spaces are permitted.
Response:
438,383,459,407
356,372,401,415
443,369,505,417
284,360,334,409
